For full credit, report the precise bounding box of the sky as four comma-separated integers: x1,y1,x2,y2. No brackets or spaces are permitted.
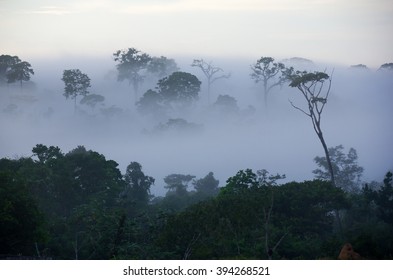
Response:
1,0,392,68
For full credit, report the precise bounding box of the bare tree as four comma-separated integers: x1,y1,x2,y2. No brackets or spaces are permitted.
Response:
191,59,230,104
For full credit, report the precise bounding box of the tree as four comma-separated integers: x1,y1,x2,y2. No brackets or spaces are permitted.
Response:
373,172,393,225
288,70,344,236
80,94,105,112
136,89,165,117
61,69,91,113
164,174,195,196
147,56,178,80
378,63,393,71
288,71,335,186
313,145,364,192
113,48,151,102
6,61,34,88
0,170,46,256
193,172,219,197
122,162,155,209
212,94,239,115
0,55,21,84
156,71,201,110
250,57,286,108
191,59,230,104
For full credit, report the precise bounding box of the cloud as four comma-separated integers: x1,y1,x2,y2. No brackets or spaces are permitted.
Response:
21,6,77,16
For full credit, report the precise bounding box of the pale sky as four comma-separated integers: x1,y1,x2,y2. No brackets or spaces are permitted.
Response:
1,0,392,67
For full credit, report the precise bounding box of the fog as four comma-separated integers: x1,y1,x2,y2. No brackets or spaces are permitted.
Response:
1,54,392,196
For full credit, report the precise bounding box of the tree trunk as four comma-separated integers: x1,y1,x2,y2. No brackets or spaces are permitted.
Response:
316,128,344,239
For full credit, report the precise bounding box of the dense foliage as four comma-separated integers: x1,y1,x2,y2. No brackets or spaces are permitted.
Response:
0,145,391,259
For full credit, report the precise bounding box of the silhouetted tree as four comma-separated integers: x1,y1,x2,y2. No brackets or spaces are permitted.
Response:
147,56,178,80
156,71,201,110
122,162,155,209
0,55,21,84
61,69,91,113
113,48,151,102
80,94,105,112
6,61,34,88
250,57,286,108
191,59,230,104
288,70,344,236
378,63,393,71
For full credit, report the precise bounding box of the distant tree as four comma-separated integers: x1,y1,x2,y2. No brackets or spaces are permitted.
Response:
250,57,287,108
193,172,219,197
0,55,21,84
6,61,34,88
164,174,196,196
191,59,230,104
136,89,165,117
61,69,91,113
122,162,155,209
156,71,201,110
147,56,178,80
113,48,151,102
213,94,239,115
154,118,202,134
350,64,369,71
313,145,364,192
80,94,105,112
32,144,62,164
378,63,393,71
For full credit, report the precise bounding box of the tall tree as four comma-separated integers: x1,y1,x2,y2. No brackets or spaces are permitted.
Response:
113,48,151,102
191,59,230,104
6,61,34,88
250,57,287,108
61,69,91,113
287,70,344,236
288,71,335,186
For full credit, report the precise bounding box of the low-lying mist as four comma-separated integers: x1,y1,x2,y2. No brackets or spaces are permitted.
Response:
1,55,392,196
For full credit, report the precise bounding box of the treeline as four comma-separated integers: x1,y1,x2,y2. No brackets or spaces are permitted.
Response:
0,145,392,259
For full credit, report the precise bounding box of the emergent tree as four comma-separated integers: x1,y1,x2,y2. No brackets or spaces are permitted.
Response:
191,59,230,104
113,48,151,102
61,69,91,113
250,57,288,109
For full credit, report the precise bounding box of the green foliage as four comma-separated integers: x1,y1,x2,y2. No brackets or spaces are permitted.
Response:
1,146,391,259
0,169,46,256
122,162,155,211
